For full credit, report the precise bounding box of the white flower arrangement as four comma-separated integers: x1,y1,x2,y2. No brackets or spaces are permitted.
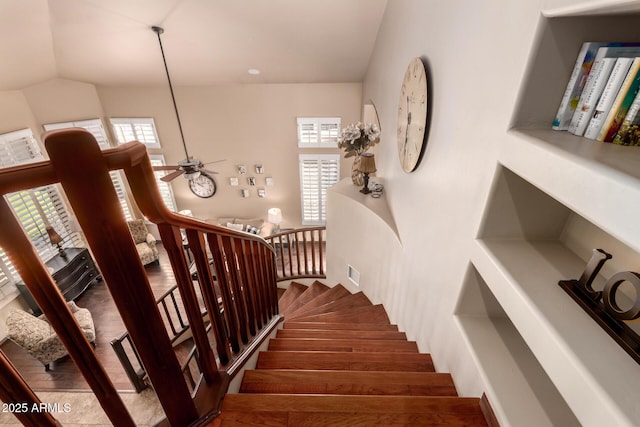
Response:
337,122,380,158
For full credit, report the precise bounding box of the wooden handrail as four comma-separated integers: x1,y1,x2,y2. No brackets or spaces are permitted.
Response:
0,128,282,425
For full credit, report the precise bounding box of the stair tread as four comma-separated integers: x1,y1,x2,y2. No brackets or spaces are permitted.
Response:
283,321,399,331
257,350,435,371
282,281,330,315
278,282,307,313
276,328,407,340
268,338,418,353
292,304,390,324
240,369,457,396
211,281,490,427
285,284,352,318
288,292,372,320
211,409,488,426
220,394,485,414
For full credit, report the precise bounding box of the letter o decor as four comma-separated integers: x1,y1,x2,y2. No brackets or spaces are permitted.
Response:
602,271,640,320
559,249,640,365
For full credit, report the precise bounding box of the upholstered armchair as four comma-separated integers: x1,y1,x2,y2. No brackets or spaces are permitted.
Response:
6,301,96,370
127,219,159,266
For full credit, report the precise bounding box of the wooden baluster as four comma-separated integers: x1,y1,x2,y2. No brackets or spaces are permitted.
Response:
318,228,325,276
294,230,302,276
302,230,310,275
209,234,241,353
44,129,195,426
159,223,219,384
187,229,232,364
223,237,250,344
250,240,268,326
286,231,294,277
237,239,258,335
310,229,318,275
0,351,59,427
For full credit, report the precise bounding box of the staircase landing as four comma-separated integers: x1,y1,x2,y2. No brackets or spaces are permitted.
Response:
209,281,493,426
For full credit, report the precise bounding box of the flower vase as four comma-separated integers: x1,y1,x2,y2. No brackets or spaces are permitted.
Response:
351,154,364,186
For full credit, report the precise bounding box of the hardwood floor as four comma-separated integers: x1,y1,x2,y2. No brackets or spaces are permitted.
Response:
1,244,179,392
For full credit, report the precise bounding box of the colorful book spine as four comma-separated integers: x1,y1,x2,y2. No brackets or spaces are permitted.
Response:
553,42,607,130
583,57,634,139
568,57,616,136
612,89,640,145
597,57,640,142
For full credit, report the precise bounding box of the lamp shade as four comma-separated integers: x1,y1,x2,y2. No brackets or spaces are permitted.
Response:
46,226,63,245
268,208,282,224
359,152,377,173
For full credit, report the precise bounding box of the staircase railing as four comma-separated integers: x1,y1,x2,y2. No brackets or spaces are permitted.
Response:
266,227,326,281
0,128,282,426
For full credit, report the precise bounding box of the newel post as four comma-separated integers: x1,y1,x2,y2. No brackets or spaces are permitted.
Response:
44,129,198,426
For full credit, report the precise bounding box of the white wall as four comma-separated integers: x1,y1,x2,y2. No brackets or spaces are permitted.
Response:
97,83,362,227
327,0,617,400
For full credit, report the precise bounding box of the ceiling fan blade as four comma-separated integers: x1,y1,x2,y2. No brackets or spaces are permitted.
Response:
202,159,226,166
160,169,185,182
153,165,180,171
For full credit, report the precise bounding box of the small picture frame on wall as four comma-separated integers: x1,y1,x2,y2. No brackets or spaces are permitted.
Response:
265,177,274,186
255,164,264,174
248,177,256,186
229,177,239,186
241,189,250,198
238,165,247,175
258,188,266,198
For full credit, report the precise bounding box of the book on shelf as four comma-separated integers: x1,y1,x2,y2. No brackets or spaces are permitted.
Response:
595,57,640,142
612,89,640,145
553,42,608,130
553,42,640,131
582,57,634,139
568,57,616,136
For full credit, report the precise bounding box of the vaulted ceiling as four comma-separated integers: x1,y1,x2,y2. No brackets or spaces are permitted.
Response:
0,0,387,91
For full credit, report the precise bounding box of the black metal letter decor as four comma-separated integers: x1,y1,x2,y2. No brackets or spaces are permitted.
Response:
559,248,640,364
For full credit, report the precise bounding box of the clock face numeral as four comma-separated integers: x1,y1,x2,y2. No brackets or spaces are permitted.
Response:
396,57,429,173
189,173,217,198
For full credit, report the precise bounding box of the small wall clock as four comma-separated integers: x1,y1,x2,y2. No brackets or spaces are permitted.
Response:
189,172,217,198
397,57,429,173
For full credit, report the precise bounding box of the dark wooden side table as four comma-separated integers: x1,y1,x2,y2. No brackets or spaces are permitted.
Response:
16,247,101,315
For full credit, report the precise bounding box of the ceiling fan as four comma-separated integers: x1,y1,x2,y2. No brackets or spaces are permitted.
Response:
151,26,223,197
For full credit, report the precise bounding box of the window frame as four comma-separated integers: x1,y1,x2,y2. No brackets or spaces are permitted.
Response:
296,117,341,148
298,153,340,226
110,117,162,148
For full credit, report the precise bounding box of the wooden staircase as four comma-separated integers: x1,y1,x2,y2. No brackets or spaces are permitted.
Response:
210,281,493,426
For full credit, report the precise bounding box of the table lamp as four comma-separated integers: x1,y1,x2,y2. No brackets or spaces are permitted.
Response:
359,153,377,194
268,208,282,233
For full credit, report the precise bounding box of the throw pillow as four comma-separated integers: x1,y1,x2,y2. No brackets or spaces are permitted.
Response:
245,225,260,235
226,222,244,231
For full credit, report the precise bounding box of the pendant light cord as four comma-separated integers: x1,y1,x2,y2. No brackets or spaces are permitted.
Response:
152,26,191,161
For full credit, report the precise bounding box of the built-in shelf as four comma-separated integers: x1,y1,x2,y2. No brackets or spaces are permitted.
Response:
459,3,640,425
455,267,580,427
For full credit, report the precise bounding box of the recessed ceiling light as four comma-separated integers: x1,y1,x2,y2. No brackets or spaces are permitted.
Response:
247,68,261,75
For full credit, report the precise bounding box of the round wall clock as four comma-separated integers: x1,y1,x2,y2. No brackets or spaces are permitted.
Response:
397,57,429,173
189,172,217,198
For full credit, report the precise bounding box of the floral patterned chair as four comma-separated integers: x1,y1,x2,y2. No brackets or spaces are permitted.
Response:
6,301,96,370
127,219,159,266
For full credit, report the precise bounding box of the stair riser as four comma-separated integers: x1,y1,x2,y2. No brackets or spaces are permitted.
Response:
276,329,407,340
268,339,418,353
256,351,435,372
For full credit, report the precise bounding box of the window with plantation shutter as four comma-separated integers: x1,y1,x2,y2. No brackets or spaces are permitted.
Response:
44,119,133,221
110,118,161,148
0,129,83,297
297,117,341,148
299,154,340,225
150,154,177,212
110,118,177,212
